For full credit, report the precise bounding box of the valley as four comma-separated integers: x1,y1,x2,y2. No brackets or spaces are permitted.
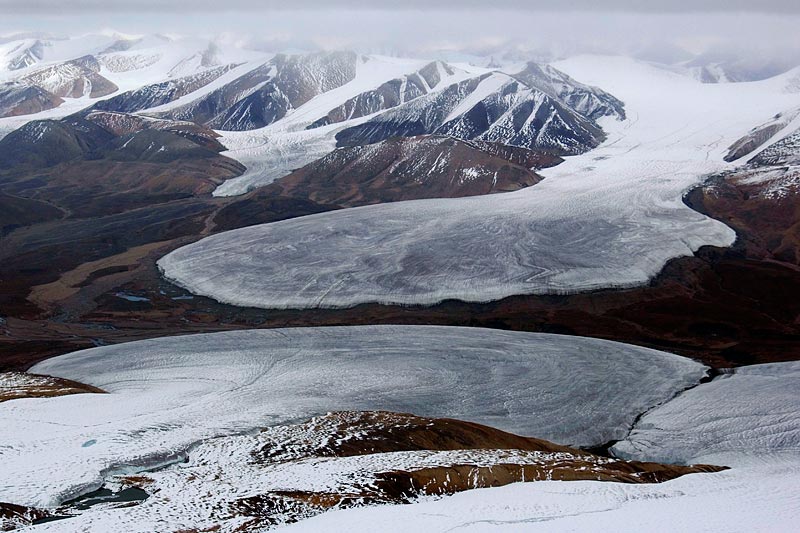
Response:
0,28,798,533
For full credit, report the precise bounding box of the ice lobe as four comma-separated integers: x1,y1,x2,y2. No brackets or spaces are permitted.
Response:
0,326,706,507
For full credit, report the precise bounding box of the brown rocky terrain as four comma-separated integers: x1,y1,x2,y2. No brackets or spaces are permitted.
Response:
0,502,50,531
0,371,104,402
20,55,117,99
221,135,557,212
0,82,63,118
0,192,63,235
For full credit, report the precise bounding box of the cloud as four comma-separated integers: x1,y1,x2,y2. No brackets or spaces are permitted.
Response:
0,6,797,68
1,0,798,13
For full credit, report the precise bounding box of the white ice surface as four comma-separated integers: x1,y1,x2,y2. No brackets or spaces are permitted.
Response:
612,361,800,466
160,57,800,309
0,326,705,508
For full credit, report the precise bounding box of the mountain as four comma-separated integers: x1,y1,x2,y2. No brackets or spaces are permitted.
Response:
0,111,230,171
19,55,118,98
88,64,238,115
82,111,224,149
682,49,800,84
0,82,63,118
308,60,462,128
512,61,625,121
264,135,551,205
0,34,265,123
748,128,800,167
336,70,610,155
0,111,243,217
0,39,45,71
160,51,359,130
724,106,800,165
0,116,115,170
212,135,559,230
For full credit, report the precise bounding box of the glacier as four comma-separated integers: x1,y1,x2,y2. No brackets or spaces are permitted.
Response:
612,361,800,466
159,57,800,309
0,326,705,508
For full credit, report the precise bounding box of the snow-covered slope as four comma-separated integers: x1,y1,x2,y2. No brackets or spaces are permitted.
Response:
87,64,238,114
0,326,706,508
22,411,720,532
160,56,799,310
681,50,800,84
278,456,800,533
0,39,46,71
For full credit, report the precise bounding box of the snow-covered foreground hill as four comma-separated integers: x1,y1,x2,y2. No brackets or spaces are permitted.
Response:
275,360,800,532
279,456,799,532
0,326,706,508
159,57,800,309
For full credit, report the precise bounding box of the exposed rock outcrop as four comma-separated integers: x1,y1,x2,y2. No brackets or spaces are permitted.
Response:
0,372,104,402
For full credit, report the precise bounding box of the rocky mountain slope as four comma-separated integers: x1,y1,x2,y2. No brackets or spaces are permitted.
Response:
0,110,230,169
259,135,554,206
19,55,117,98
749,128,800,167
335,71,611,155
211,135,557,230
512,61,625,121
308,60,461,128
0,82,62,118
725,106,800,162
160,51,359,130
88,64,238,115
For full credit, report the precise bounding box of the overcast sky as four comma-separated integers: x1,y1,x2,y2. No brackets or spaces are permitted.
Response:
0,1,797,60
1,0,799,12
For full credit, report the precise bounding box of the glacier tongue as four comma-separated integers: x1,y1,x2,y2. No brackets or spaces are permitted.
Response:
0,326,706,507
612,361,800,467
